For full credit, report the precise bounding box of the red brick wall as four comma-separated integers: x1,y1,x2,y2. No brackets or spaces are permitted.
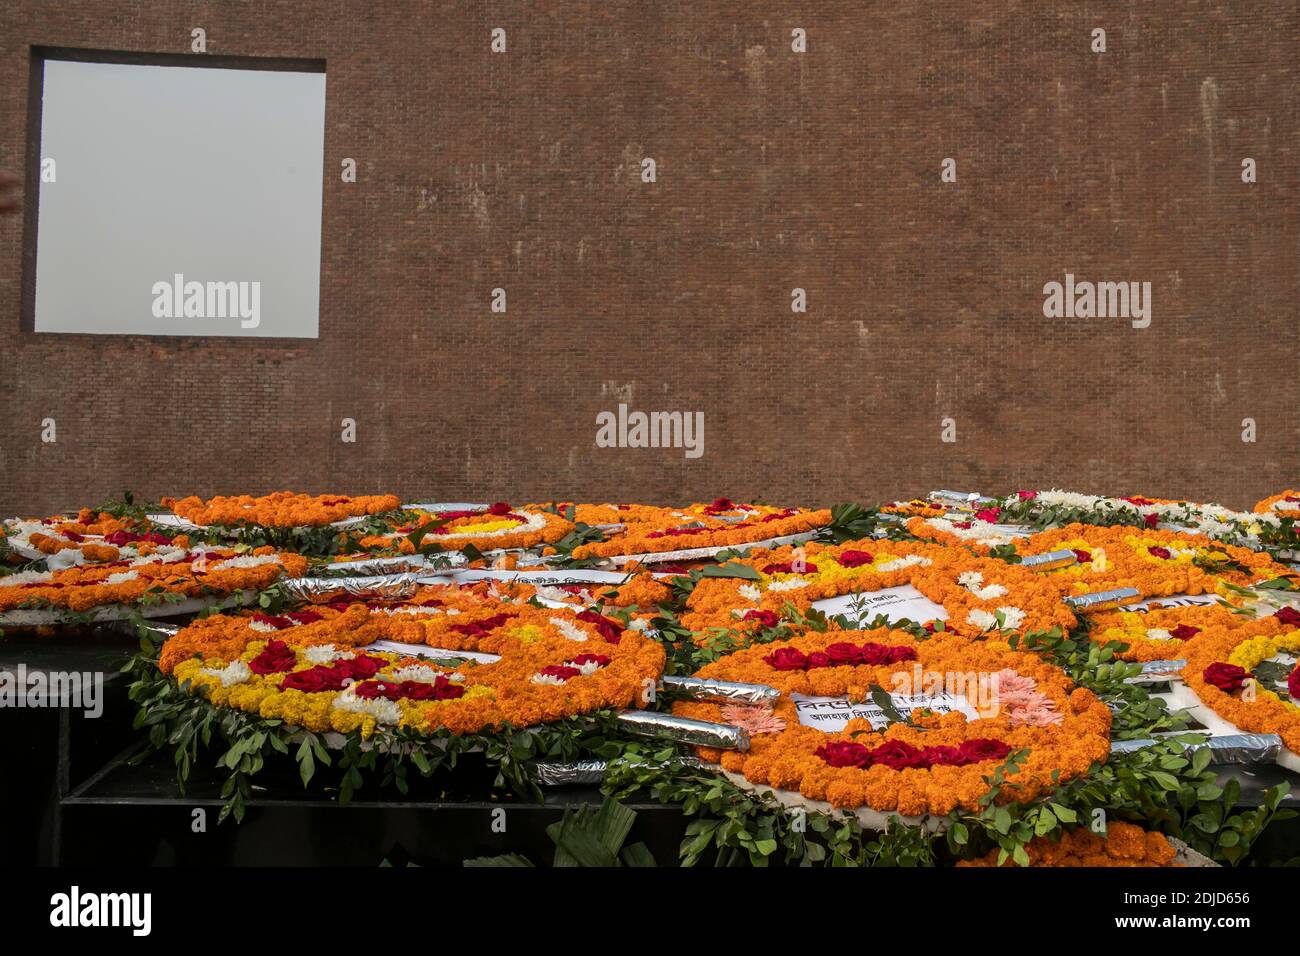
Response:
1,1,1295,515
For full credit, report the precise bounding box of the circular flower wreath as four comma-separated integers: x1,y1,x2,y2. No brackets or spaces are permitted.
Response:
161,492,400,528
359,502,573,554
3,510,187,565
158,600,664,738
1012,523,1290,600
957,821,1179,867
1181,608,1300,756
681,540,1075,645
569,508,831,561
0,546,308,615
673,629,1110,818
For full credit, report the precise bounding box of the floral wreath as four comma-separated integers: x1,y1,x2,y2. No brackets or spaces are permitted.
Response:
359,502,573,554
1180,607,1300,757
1086,600,1266,663
569,509,832,561
881,499,949,519
160,492,401,528
681,540,1075,645
905,513,1023,552
957,820,1180,867
0,545,308,617
1012,523,1290,602
672,629,1110,819
3,510,187,565
158,599,664,738
1255,491,1300,515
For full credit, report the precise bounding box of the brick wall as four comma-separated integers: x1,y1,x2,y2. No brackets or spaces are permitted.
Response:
1,1,1295,515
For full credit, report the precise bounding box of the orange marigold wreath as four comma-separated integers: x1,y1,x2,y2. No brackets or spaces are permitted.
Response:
674,629,1110,818
957,821,1179,867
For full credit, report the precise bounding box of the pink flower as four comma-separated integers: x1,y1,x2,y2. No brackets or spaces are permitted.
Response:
975,508,1001,523
1017,491,1037,501
720,704,786,735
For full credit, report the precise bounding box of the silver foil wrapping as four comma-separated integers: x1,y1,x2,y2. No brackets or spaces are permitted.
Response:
1125,659,1187,684
1111,733,1282,764
928,490,997,509
616,710,749,750
660,675,780,705
1020,549,1077,571
1064,587,1142,611
534,756,705,787
281,572,420,604
326,554,464,576
533,760,610,786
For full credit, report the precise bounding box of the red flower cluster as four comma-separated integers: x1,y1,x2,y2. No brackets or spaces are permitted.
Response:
575,610,625,643
103,530,172,546
248,640,299,675
1169,624,1201,640
975,507,1001,522
762,561,819,574
742,609,781,629
354,675,464,702
1202,662,1247,692
1275,607,1300,627
836,550,874,568
764,642,918,672
1072,549,1093,563
815,737,1011,771
450,613,516,638
1147,546,1173,559
279,655,384,692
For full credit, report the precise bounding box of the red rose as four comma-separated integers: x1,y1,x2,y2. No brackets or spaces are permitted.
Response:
248,640,297,674
742,609,781,629
704,498,736,513
339,655,383,680
1288,666,1300,701
575,610,625,643
868,740,928,770
919,744,965,766
570,653,611,667
974,507,1001,523
956,738,1012,764
815,741,873,769
1143,514,1160,528
1071,549,1093,563
806,652,832,669
1202,662,1247,692
952,521,973,529
252,613,293,630
825,642,864,665
540,664,581,681
487,502,513,515
762,561,818,574
764,647,809,671
836,550,874,568
1274,606,1300,627
279,665,346,693
1147,546,1172,559
1017,491,1037,501
1169,624,1201,640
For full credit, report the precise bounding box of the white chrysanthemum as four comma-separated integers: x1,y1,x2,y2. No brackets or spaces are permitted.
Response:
767,577,808,592
389,664,463,683
248,619,278,633
628,618,651,632
550,617,588,642
201,660,252,687
530,673,569,686
876,555,931,572
0,569,56,588
1147,628,1173,642
967,609,999,631
207,554,283,571
973,583,1008,600
997,606,1026,630
333,687,402,724
566,658,604,676
303,644,347,664
738,584,762,602
1036,490,1106,509
957,571,984,587
105,571,140,585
